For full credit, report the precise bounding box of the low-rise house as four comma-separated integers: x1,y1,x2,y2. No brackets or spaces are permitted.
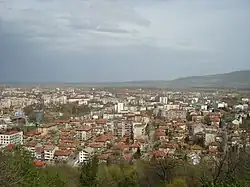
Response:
208,142,219,153
35,147,44,160
87,143,103,152
96,153,110,163
190,123,204,136
38,124,58,136
76,126,92,141
130,142,141,153
94,134,113,147
187,152,201,165
152,150,166,159
165,109,186,120
190,145,202,155
204,132,217,147
33,160,46,168
54,150,71,161
159,144,176,155
156,129,169,141
24,142,37,157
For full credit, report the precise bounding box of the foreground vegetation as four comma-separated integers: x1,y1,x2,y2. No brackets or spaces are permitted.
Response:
1,146,250,187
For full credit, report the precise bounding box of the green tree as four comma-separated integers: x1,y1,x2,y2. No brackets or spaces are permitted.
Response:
203,116,211,125
0,146,67,187
133,148,141,159
23,105,34,116
79,157,99,187
168,177,188,187
165,129,169,136
44,172,66,187
99,164,138,187
0,146,39,187
186,112,192,122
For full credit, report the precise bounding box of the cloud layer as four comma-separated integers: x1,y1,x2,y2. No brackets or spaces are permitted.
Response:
0,0,250,82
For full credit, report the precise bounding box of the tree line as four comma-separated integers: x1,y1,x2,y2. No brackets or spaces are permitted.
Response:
1,144,250,187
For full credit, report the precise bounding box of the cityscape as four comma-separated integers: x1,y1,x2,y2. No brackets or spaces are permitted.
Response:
1,0,250,186
1,85,250,185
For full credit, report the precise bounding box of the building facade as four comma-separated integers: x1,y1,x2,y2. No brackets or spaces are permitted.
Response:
0,130,23,145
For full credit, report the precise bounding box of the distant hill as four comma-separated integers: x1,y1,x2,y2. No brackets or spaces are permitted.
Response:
98,70,250,89
1,70,250,89
166,70,250,89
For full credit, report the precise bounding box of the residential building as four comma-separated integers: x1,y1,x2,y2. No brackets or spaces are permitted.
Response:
76,126,92,141
79,149,91,163
159,97,168,104
0,130,23,145
44,145,58,161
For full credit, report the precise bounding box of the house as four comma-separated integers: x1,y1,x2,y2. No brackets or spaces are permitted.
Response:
38,124,58,136
152,150,167,159
92,119,107,135
76,126,92,141
187,152,201,165
35,146,44,160
130,142,141,153
133,123,146,139
54,150,71,161
204,132,216,147
87,143,103,152
94,135,111,147
96,153,110,163
208,142,219,153
24,142,37,157
190,145,202,155
159,144,176,155
79,149,91,163
114,141,130,152
155,129,169,141
165,109,186,120
33,160,46,168
44,145,58,161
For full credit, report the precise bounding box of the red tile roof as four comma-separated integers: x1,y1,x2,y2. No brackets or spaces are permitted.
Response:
96,153,109,160
25,142,37,147
95,119,107,124
3,130,20,135
7,144,14,151
155,129,166,136
55,150,71,156
76,126,92,131
152,150,166,157
35,147,44,153
54,120,70,123
88,143,103,148
159,144,176,149
33,160,46,167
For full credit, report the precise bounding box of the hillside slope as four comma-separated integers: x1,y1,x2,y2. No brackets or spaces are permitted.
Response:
100,70,250,89
2,70,250,89
167,70,250,89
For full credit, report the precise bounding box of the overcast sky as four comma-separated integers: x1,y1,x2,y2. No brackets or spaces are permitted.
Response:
0,0,250,83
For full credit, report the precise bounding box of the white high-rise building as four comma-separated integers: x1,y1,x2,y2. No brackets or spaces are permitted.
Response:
159,97,168,104
117,102,124,113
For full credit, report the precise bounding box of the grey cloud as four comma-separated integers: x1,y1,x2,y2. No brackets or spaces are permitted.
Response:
69,21,130,34
0,0,250,83
0,0,151,49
